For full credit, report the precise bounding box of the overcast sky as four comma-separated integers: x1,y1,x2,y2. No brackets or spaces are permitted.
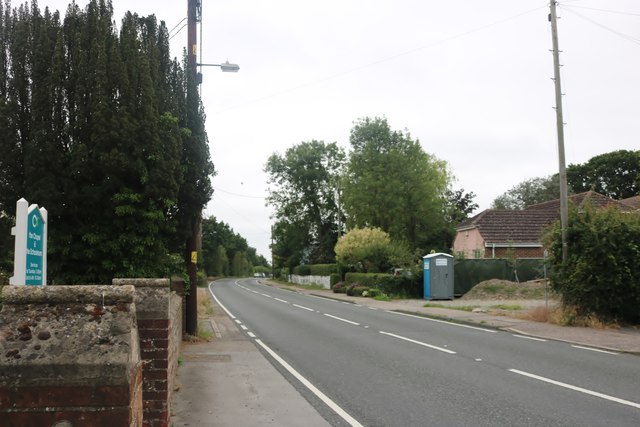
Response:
40,1,640,259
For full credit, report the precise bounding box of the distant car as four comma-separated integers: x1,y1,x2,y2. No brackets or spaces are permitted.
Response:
253,273,266,278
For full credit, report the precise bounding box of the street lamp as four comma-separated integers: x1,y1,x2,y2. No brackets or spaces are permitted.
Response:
196,61,240,84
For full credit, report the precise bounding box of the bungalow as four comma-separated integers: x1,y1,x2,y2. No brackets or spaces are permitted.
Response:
453,191,634,259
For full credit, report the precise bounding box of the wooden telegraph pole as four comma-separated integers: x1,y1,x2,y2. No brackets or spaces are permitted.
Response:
185,0,200,336
549,1,569,262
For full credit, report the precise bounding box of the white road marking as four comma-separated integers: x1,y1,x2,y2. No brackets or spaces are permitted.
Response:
255,339,364,427
386,310,497,333
324,313,360,326
293,304,315,312
379,331,456,354
513,334,547,342
274,297,289,304
261,293,273,298
571,345,619,355
247,332,256,338
240,325,248,331
208,283,236,319
309,295,340,302
368,307,378,310
475,358,483,362
509,369,640,410
234,319,242,325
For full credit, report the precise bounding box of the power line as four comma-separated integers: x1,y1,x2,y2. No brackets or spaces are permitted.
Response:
563,4,640,18
213,186,266,199
168,17,187,35
211,5,547,114
562,6,640,46
168,23,187,41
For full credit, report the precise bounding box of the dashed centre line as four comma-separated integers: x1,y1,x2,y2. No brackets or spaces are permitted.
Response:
324,313,360,326
274,297,289,304
509,369,640,410
379,331,456,354
293,304,315,312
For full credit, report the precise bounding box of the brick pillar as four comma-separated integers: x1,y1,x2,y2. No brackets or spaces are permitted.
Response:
0,285,143,426
113,279,182,427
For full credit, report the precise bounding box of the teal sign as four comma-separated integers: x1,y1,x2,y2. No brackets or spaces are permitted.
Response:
25,208,44,285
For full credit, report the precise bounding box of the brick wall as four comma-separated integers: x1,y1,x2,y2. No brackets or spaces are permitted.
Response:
113,279,182,427
488,246,545,259
0,285,142,427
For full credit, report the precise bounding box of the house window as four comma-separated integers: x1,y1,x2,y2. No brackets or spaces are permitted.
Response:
473,249,482,259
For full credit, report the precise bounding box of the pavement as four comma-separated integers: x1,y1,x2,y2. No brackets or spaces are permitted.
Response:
171,280,640,426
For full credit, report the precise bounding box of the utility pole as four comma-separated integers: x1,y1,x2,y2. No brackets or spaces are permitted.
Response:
549,1,569,263
185,0,201,336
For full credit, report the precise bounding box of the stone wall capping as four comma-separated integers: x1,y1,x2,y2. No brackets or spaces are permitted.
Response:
112,278,170,288
1,284,135,305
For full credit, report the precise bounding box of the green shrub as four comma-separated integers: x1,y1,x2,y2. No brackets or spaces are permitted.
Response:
367,288,382,298
344,272,421,298
310,264,338,276
292,265,311,276
330,273,341,286
545,206,640,323
352,286,370,296
332,282,347,293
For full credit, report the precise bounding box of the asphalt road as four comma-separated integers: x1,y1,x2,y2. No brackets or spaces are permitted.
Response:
209,278,640,427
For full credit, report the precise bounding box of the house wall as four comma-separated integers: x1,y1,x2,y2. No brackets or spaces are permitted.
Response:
452,228,485,258
487,246,545,259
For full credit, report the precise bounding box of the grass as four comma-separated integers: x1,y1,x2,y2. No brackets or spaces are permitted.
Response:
490,304,523,311
373,294,391,301
423,303,480,312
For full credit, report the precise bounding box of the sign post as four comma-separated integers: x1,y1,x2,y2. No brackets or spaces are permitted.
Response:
10,198,48,286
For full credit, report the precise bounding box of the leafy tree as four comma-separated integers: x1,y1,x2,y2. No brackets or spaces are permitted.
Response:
545,206,640,323
342,117,451,251
335,227,410,273
492,175,561,210
567,150,640,199
0,1,211,284
201,216,264,277
266,140,345,265
445,188,478,224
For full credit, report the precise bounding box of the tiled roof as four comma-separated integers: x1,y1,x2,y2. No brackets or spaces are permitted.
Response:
457,209,557,244
621,195,640,210
525,190,634,212
456,191,634,245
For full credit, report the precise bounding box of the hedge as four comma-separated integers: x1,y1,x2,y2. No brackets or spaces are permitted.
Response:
344,272,421,298
292,264,338,276
546,207,640,323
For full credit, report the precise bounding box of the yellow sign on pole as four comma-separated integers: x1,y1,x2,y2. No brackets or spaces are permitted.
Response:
191,251,197,264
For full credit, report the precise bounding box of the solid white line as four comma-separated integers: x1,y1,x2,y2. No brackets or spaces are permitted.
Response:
247,332,256,338
386,310,497,333
274,297,289,304
293,304,315,312
509,369,640,410
379,331,456,354
571,345,619,355
513,334,547,342
308,294,340,302
208,283,236,319
255,339,364,427
324,313,360,326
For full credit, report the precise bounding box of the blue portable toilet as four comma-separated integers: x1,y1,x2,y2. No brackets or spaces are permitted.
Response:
423,253,454,300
